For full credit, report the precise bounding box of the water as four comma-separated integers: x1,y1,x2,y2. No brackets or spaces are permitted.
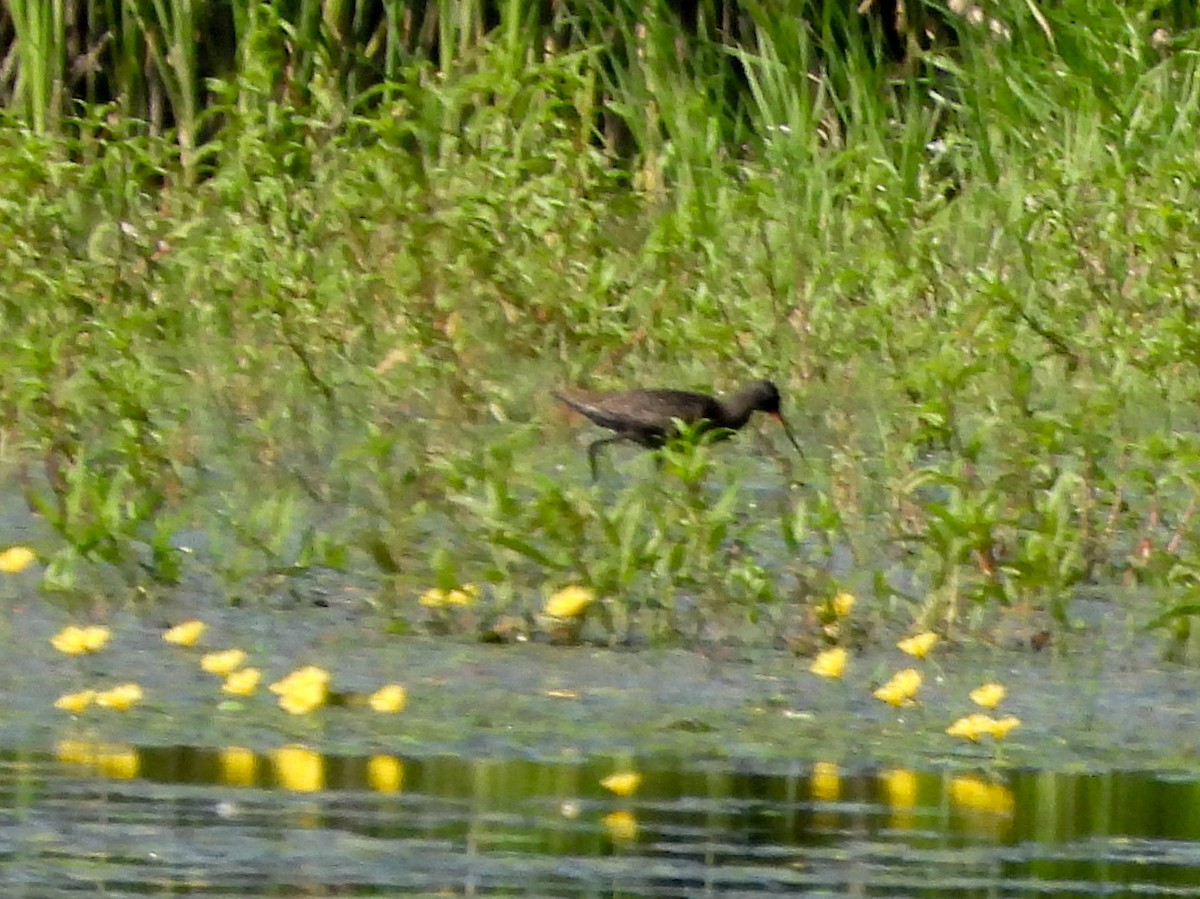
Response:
2,746,1198,897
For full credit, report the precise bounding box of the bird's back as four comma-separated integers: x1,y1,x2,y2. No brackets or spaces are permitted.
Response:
555,388,722,445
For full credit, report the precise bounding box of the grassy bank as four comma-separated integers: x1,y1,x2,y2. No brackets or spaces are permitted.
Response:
2,1,1200,653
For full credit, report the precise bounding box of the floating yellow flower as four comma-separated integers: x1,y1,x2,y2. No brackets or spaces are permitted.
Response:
222,667,262,696
810,761,840,802
600,770,641,797
946,712,995,742
201,648,247,676
95,683,143,711
163,620,206,647
54,690,96,714
874,668,922,706
419,584,480,608
544,585,595,619
269,665,330,715
368,755,405,793
0,546,36,573
831,592,855,617
368,684,408,713
969,682,1006,710
809,647,848,679
897,632,938,659
989,715,1022,739
50,624,110,655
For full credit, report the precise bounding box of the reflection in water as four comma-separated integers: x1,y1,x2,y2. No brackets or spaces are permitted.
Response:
2,746,1199,897
367,754,404,793
272,743,325,792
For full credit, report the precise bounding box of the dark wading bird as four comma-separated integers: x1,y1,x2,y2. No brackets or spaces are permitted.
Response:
554,380,803,480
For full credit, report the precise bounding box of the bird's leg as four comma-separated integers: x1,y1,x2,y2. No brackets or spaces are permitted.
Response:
587,436,622,482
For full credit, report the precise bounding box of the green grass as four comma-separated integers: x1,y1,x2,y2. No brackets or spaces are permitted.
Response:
2,1,1200,651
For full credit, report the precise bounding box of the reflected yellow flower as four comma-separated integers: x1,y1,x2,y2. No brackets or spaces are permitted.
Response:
50,624,110,655
897,632,938,659
55,739,98,765
602,809,639,841
880,768,918,809
222,667,261,696
544,585,595,619
946,712,995,742
95,683,143,711
419,584,479,608
220,746,257,788
368,684,407,713
600,770,641,797
95,745,140,780
810,761,840,802
809,647,848,679
874,668,922,706
55,741,139,780
969,682,1006,710
201,648,246,676
163,620,206,647
272,744,324,793
0,546,36,573
367,755,405,793
269,665,331,715
831,592,855,617
990,715,1022,739
949,775,1015,817
54,690,96,714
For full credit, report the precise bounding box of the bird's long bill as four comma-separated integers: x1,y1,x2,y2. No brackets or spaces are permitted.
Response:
771,412,804,457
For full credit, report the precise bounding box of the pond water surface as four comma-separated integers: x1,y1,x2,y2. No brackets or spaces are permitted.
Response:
4,745,1199,897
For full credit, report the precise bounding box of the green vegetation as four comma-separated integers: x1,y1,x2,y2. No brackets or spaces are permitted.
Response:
2,1,1200,651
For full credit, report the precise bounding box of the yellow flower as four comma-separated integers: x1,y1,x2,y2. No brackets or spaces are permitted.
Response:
989,715,1022,740
269,665,330,715
946,712,995,742
874,668,922,706
831,592,855,617
94,683,143,711
0,546,36,573
54,690,96,714
163,620,206,647
897,631,939,659
419,583,479,608
600,770,641,797
809,647,848,679
544,585,595,619
367,755,405,793
201,648,247,676
50,624,110,655
969,682,1006,710
272,744,324,792
810,761,840,802
602,809,639,841
368,684,408,713
222,667,262,696
219,746,257,787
